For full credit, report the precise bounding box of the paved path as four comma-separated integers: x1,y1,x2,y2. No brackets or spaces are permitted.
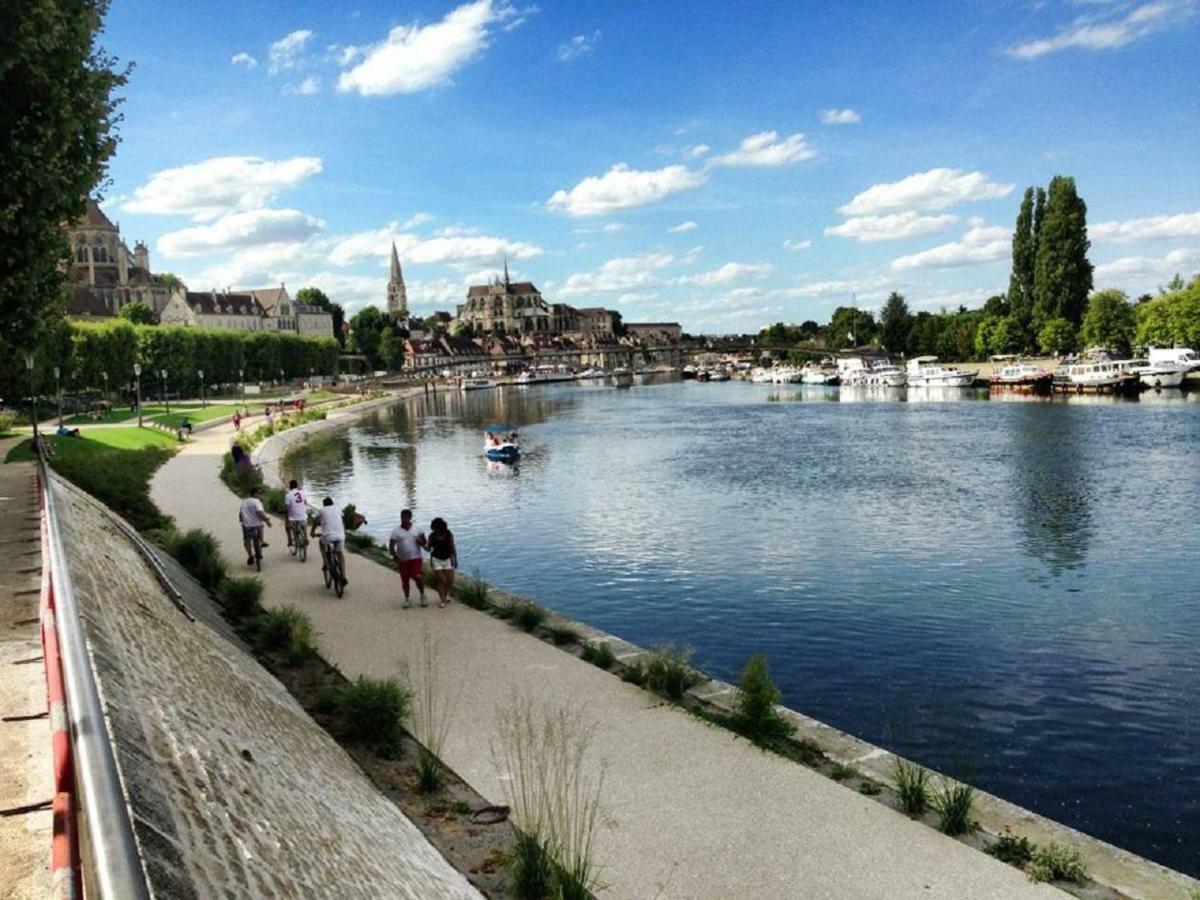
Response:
0,440,51,898
152,419,1065,900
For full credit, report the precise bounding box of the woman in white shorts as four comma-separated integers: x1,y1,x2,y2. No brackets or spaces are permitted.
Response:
427,517,458,608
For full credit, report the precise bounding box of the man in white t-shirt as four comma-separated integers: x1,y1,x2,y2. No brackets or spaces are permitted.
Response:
238,486,272,566
388,508,427,608
284,479,308,546
310,497,349,584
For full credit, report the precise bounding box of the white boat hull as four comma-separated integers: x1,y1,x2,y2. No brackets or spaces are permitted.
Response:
907,373,974,387
1140,370,1185,388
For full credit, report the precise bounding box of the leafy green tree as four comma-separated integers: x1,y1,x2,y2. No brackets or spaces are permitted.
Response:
118,302,156,324
157,273,185,291
1032,176,1093,328
1,0,128,356
378,326,406,371
1080,289,1136,354
826,307,876,348
1133,275,1200,348
879,291,912,352
296,286,346,347
989,316,1025,356
1007,187,1036,326
983,294,1009,317
1038,318,1077,356
349,305,387,367
974,315,999,359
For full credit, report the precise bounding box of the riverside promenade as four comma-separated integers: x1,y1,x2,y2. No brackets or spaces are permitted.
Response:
150,415,1063,900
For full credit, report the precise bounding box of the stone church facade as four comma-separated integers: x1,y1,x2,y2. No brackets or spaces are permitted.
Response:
66,199,176,318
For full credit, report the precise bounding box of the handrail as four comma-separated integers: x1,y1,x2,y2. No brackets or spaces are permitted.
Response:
40,462,151,899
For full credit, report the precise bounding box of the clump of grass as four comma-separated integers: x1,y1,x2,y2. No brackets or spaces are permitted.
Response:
450,800,471,816
930,779,975,835
455,573,489,609
406,629,459,795
830,763,857,782
858,781,881,796
620,664,646,687
892,759,931,817
732,653,795,741
416,749,443,795
643,643,700,701
335,676,410,756
262,487,286,515
167,528,227,590
512,601,547,632
548,625,580,646
1026,843,1088,884
511,832,555,899
793,737,824,766
580,642,616,670
257,606,318,665
217,576,262,617
987,831,1035,868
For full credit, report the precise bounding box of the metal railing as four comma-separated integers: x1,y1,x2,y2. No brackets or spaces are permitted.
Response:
38,462,150,899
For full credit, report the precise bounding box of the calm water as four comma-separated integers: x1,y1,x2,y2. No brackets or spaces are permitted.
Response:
288,379,1200,875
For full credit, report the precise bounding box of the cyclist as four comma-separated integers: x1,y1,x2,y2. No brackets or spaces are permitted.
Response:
310,497,348,585
238,486,272,565
284,479,309,549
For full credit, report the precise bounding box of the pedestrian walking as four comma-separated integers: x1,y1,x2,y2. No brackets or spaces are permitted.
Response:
233,410,242,431
428,517,457,608
388,509,427,608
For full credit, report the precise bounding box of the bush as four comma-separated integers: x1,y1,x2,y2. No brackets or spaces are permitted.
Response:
455,575,489,609
580,642,616,670
830,763,857,782
262,487,286,515
257,606,317,665
512,601,546,632
0,411,15,433
732,654,794,741
218,576,262,617
168,529,227,590
988,832,1035,868
930,780,974,835
220,451,263,495
892,759,930,817
335,676,410,753
643,644,699,701
1026,843,1088,884
548,625,580,646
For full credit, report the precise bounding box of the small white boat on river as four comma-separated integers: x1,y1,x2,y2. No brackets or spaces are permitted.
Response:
516,365,575,385
1134,361,1187,389
484,424,520,461
905,356,975,387
460,377,497,391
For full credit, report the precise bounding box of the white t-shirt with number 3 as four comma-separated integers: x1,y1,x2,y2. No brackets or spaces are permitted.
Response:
285,488,307,522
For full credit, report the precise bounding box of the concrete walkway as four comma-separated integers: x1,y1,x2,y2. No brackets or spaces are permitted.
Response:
151,419,1065,900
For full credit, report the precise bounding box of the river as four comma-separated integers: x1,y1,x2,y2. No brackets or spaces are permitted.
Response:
286,377,1200,876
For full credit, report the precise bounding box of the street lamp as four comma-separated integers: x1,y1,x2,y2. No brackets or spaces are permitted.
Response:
134,363,143,428
238,368,245,408
101,370,109,414
198,369,205,408
53,365,62,427
161,369,170,416
25,355,37,441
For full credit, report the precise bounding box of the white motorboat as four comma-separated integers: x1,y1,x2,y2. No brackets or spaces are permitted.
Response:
749,367,776,384
905,356,975,387
800,360,839,385
483,424,520,461
771,366,803,384
460,377,497,391
1052,359,1140,394
836,357,869,386
1134,361,1187,389
709,367,732,382
577,367,607,380
515,365,575,385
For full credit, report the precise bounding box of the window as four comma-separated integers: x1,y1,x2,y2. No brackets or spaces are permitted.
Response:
93,243,109,263
76,244,88,263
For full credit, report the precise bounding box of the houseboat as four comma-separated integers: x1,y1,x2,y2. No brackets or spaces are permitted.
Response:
905,356,975,387
990,362,1053,393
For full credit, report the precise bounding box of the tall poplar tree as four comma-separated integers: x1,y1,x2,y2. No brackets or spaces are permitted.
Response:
1032,176,1093,328
1007,188,1036,325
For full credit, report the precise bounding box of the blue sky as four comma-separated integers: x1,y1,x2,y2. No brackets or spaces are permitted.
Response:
98,0,1200,331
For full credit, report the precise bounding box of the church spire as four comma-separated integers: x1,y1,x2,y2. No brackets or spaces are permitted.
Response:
503,255,510,289
390,242,402,283
387,241,408,317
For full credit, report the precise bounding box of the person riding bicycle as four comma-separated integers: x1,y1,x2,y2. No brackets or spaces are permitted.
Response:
284,479,309,548
238,486,272,565
310,497,348,585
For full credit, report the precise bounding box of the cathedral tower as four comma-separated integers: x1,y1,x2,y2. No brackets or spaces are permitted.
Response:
387,242,408,317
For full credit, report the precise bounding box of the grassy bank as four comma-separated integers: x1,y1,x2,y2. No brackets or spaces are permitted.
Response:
150,404,241,429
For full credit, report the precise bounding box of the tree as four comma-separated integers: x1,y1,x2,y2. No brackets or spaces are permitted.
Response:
1133,276,1200,348
1,0,128,357
983,294,1009,317
974,315,999,359
879,292,911,352
348,306,387,367
296,286,346,347
611,310,627,337
1080,289,1136,354
1038,318,1077,356
118,302,156,324
158,273,185,291
1032,176,1093,328
826,307,876,348
378,326,406,371
1008,187,1036,326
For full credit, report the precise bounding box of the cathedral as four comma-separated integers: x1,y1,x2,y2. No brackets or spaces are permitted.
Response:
66,199,176,318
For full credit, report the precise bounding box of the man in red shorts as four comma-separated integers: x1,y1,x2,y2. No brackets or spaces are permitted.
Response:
388,508,428,608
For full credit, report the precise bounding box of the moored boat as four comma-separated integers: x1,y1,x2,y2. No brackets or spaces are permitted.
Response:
990,362,1052,393
1133,361,1187,389
800,359,839,385
460,377,497,391
905,356,975,387
515,365,575,385
483,424,520,461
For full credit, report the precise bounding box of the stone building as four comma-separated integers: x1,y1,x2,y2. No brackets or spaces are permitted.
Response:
625,322,682,340
575,307,614,337
387,243,408,317
249,286,334,339
457,263,551,334
66,199,176,318
159,291,269,331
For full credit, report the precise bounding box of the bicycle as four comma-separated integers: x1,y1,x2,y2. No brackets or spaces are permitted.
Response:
320,540,346,598
288,519,309,562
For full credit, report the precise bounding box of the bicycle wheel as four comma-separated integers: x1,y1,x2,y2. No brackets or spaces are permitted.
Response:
299,532,307,563
289,523,298,557
254,536,262,572
322,549,332,589
333,564,345,598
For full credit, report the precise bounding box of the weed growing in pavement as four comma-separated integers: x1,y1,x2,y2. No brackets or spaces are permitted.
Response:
930,779,975,835
334,676,410,757
892,759,931,817
257,606,318,665
857,781,881,796
581,641,616,670
510,832,555,899
512,601,547,632
732,653,794,741
829,763,857,782
987,831,1035,868
450,800,471,816
217,576,262,617
643,643,700,701
1026,843,1089,884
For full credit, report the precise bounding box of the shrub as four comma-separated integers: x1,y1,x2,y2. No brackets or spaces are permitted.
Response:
830,764,857,782
892,759,930,817
620,664,646,687
1026,843,1088,884
218,576,262,617
335,676,410,754
0,411,15,433
257,606,318,665
988,832,1035,868
548,625,580,646
168,528,227,590
262,487,286,515
732,654,794,741
930,780,975,835
580,642,616,670
220,451,263,495
455,575,489,609
643,644,700,701
858,781,881,796
408,631,457,795
512,601,546,632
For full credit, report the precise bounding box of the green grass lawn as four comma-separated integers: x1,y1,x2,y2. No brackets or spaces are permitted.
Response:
151,404,241,428
64,405,169,425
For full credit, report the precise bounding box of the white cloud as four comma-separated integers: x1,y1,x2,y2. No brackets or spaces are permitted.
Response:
710,131,816,167
821,108,861,125
782,239,812,251
269,29,313,74
679,262,775,285
327,224,543,267
1092,211,1200,243
558,252,676,296
337,0,516,96
124,156,323,221
231,52,258,69
288,75,321,95
682,144,710,158
292,271,387,311
157,208,325,257
556,30,600,62
1008,1,1194,59
891,223,1010,270
546,163,707,216
403,212,436,229
668,221,698,233
825,211,959,242
776,276,893,300
839,168,1013,216
1094,247,1200,280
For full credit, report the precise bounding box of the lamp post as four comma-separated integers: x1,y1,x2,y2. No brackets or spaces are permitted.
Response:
161,369,170,416
238,368,245,409
198,369,205,408
101,370,109,414
25,355,37,441
134,363,143,428
53,365,62,427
